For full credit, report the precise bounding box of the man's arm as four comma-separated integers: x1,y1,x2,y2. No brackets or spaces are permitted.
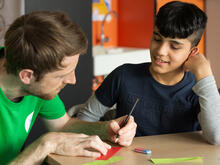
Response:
9,132,111,165
9,114,111,165
43,111,136,146
62,114,137,147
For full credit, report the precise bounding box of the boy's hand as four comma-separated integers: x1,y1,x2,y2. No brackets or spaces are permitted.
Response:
107,115,137,146
183,53,213,81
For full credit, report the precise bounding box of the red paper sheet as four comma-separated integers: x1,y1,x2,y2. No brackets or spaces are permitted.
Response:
96,147,122,160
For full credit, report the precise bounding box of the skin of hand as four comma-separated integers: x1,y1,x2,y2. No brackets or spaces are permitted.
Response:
183,49,213,81
107,115,137,146
44,132,111,157
9,132,111,165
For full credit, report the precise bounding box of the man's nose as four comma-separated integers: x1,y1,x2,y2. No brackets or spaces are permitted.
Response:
63,73,76,85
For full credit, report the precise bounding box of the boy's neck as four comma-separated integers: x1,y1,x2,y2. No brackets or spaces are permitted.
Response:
149,66,185,86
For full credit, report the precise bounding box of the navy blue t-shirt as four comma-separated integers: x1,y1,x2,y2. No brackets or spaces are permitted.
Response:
95,63,200,136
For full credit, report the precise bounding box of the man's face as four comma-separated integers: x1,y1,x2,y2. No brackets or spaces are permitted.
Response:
149,27,193,75
23,54,79,100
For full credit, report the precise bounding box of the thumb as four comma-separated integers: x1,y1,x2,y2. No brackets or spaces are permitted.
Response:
110,120,120,134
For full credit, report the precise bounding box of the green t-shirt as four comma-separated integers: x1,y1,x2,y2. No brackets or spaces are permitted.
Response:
0,87,66,164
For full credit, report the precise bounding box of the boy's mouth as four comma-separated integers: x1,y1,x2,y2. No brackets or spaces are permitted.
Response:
153,56,169,64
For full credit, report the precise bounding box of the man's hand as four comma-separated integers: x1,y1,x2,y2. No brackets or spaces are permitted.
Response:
184,52,213,81
44,132,111,158
10,132,111,165
107,115,137,146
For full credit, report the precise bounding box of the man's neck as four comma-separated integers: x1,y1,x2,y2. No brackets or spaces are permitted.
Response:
0,73,24,102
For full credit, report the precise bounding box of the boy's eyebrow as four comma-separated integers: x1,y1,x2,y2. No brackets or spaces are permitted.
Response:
170,40,184,45
154,31,184,45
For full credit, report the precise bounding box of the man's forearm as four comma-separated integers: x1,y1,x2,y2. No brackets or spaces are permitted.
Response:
9,134,54,165
62,118,110,140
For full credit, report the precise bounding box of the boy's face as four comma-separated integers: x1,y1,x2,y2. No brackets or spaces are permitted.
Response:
149,27,193,75
22,54,79,100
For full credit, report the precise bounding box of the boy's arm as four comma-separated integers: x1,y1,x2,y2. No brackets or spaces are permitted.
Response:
184,53,220,144
75,94,110,121
193,76,220,145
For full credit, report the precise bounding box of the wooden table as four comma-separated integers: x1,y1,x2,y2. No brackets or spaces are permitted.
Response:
47,131,220,165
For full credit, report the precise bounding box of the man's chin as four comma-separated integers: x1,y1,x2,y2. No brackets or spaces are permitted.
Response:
37,94,57,100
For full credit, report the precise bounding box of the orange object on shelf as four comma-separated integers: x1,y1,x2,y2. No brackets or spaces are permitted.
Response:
92,76,104,92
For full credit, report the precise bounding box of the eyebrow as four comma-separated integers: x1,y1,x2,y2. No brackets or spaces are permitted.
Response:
64,67,75,76
170,40,184,45
153,31,184,45
57,66,75,78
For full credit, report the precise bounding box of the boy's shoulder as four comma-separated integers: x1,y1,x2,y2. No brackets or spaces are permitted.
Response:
116,62,150,73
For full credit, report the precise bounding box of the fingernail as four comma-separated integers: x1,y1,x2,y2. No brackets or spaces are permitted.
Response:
96,153,101,157
115,138,119,143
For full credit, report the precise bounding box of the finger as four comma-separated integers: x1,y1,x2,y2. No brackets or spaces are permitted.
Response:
103,142,111,149
74,133,89,138
78,149,101,158
115,115,128,126
118,138,133,147
109,120,121,143
110,120,121,134
118,128,136,140
118,116,136,135
118,131,135,143
119,122,137,136
117,126,136,146
84,136,108,155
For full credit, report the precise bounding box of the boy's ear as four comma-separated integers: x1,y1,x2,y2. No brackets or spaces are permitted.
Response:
19,69,34,84
189,47,199,57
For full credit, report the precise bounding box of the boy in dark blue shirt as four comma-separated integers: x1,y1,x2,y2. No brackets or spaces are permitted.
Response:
75,1,220,145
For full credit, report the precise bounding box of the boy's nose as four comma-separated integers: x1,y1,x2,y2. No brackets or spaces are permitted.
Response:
157,43,168,56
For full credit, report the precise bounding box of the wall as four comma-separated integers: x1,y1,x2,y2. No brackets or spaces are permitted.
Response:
92,0,154,48
206,0,220,87
92,0,118,47
0,0,24,45
118,0,154,48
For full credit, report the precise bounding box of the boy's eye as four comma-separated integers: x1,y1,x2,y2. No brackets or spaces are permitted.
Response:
170,44,180,50
153,36,161,41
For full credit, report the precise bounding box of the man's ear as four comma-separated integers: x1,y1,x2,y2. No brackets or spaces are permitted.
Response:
189,47,199,57
19,69,34,84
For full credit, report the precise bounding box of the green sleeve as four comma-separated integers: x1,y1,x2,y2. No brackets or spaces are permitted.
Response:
39,95,66,119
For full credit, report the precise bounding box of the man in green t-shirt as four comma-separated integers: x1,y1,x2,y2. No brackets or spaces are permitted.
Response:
0,11,137,165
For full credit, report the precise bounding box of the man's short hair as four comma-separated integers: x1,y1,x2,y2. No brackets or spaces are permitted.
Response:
4,11,88,81
155,1,207,47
